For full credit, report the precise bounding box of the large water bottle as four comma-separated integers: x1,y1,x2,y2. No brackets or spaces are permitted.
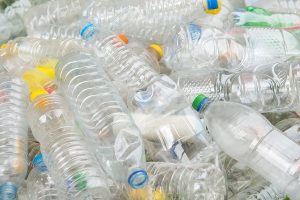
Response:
147,162,226,200
171,59,300,112
1,37,83,67
161,23,300,72
95,34,211,162
83,0,221,43
27,92,112,199
22,0,85,34
244,0,300,14
204,101,300,200
0,75,28,200
26,153,61,200
55,52,148,189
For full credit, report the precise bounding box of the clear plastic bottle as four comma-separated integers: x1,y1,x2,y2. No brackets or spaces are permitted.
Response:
233,6,300,28
27,93,112,199
83,0,221,43
0,75,28,200
22,0,85,34
26,153,61,200
171,59,300,112
4,0,50,18
204,101,300,200
244,0,300,14
0,13,25,44
147,162,227,200
162,23,300,72
55,52,148,189
95,34,211,162
276,118,300,144
1,37,83,67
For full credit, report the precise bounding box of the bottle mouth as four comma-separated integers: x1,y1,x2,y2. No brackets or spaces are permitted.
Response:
80,23,97,40
0,182,17,199
128,169,148,189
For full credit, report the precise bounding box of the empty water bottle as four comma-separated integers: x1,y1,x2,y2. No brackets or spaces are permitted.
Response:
172,59,300,112
26,90,112,199
204,101,300,199
83,0,221,43
244,0,300,14
94,34,211,162
0,13,25,44
147,162,226,200
0,75,28,200
26,153,61,200
162,23,300,72
55,52,148,189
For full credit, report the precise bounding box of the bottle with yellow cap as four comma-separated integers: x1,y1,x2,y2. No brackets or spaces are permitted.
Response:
162,23,300,72
146,162,226,200
0,75,28,200
83,0,221,43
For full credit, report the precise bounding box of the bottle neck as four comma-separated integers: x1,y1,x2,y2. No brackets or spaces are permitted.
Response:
33,153,48,173
0,182,17,200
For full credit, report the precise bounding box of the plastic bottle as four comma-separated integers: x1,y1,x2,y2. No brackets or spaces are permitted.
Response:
22,0,85,34
171,59,300,112
0,13,25,44
1,37,83,67
0,75,28,200
4,0,50,18
26,153,61,200
17,181,29,200
55,52,148,189
83,0,221,43
94,34,211,162
244,0,300,14
161,23,300,72
233,6,300,28
203,100,300,200
275,118,300,144
25,88,112,199
147,162,226,200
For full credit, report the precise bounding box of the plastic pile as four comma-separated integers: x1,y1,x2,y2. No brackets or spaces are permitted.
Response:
2,0,300,199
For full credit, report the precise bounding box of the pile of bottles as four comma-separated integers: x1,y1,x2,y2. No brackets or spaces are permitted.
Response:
2,0,300,199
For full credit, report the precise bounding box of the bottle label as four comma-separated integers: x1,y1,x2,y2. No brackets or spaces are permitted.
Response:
189,23,202,42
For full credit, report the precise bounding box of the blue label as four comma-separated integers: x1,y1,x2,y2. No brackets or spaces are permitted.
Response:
189,23,202,41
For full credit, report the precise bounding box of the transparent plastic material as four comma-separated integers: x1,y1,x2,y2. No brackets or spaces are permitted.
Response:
55,52,148,189
147,162,226,200
204,101,300,199
96,35,211,161
244,0,300,14
0,75,28,200
276,118,300,144
172,59,300,112
26,153,60,200
28,93,112,199
0,13,25,44
164,23,300,72
83,0,220,43
22,0,84,34
2,37,82,66
4,0,50,18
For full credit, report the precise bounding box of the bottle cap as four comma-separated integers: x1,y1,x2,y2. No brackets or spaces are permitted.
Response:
80,23,96,40
0,182,17,199
204,0,221,15
150,44,164,60
118,34,129,44
128,169,148,189
0,43,7,49
192,94,208,112
33,153,48,172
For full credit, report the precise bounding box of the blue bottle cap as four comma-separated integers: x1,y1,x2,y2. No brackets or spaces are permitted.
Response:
33,153,48,172
0,182,17,199
207,0,219,10
128,169,148,189
80,23,97,40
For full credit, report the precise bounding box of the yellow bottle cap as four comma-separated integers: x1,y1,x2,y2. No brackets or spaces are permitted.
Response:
0,43,7,49
30,89,48,102
36,58,58,79
150,44,164,60
204,0,221,15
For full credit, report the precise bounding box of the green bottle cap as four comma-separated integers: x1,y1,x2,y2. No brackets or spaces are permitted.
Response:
192,94,208,112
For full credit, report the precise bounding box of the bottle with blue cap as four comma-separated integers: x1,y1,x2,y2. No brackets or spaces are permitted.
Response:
0,75,28,200
82,0,221,43
55,52,148,190
26,153,62,200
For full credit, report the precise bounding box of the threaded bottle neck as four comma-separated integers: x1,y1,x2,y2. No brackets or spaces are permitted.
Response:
0,182,17,200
